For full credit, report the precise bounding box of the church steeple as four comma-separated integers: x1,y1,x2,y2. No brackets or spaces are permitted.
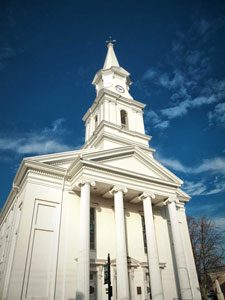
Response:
92,41,132,99
103,42,120,69
83,41,150,150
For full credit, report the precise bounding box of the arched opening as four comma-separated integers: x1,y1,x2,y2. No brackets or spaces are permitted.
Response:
120,110,128,129
94,115,98,129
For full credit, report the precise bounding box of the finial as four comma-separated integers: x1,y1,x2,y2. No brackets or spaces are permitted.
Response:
106,36,116,47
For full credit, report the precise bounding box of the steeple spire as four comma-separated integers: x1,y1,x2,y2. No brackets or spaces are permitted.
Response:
92,39,132,99
103,38,120,69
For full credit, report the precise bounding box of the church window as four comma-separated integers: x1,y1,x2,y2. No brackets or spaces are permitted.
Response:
90,207,96,250
141,216,147,253
120,110,128,129
94,115,98,129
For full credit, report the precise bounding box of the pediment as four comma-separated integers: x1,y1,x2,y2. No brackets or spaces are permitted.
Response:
102,155,165,180
21,145,182,186
82,146,182,185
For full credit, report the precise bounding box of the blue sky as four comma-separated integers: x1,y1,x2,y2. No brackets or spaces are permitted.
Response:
0,0,225,229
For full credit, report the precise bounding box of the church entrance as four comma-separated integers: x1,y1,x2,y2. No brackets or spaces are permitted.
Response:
90,271,97,300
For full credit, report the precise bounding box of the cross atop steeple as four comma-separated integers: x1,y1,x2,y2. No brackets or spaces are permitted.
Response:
103,37,119,69
106,36,116,46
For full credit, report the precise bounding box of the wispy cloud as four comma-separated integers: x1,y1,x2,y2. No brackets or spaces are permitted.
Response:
145,109,169,130
158,155,225,175
157,153,225,196
141,18,225,127
214,217,225,231
0,119,74,155
184,180,225,196
208,102,225,127
184,180,207,196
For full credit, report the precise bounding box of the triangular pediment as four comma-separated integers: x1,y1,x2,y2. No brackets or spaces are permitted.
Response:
102,155,165,179
20,145,182,186
82,146,182,185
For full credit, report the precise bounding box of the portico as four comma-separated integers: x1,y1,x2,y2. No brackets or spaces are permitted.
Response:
71,146,193,300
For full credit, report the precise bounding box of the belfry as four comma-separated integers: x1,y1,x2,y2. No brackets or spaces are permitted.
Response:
0,42,201,300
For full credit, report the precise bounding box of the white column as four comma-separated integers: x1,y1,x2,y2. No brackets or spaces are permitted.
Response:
139,193,164,300
215,279,225,300
97,265,103,300
111,186,130,300
76,180,95,300
129,267,135,300
166,197,193,300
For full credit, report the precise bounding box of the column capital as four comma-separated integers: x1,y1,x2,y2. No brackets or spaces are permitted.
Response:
110,185,128,195
163,196,178,206
138,191,155,201
76,178,96,189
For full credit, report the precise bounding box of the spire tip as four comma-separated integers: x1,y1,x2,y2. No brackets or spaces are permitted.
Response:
106,36,116,47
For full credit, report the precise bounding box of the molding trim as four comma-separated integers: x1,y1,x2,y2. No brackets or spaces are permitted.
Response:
110,185,128,195
82,89,145,121
138,192,155,201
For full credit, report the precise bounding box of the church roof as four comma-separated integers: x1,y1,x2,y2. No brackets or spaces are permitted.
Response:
103,42,120,69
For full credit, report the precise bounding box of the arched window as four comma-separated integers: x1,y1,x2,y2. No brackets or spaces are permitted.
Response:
94,115,98,129
120,110,128,129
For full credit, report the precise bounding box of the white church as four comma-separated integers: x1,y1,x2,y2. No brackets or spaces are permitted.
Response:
0,42,201,300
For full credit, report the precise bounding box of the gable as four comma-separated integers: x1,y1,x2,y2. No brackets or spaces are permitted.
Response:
102,155,164,180
85,147,182,184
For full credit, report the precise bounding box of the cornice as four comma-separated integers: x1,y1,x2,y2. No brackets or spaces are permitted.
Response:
81,145,136,161
70,158,181,189
82,89,145,121
24,147,96,164
84,121,152,149
0,159,69,223
81,144,181,185
92,66,130,86
176,188,190,202
0,187,18,224
13,160,66,187
24,149,80,162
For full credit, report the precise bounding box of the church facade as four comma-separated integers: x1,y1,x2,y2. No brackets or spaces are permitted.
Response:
0,43,201,300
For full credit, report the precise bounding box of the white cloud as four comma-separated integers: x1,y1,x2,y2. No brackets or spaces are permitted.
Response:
184,181,207,196
141,19,225,123
194,157,225,174
208,102,225,126
157,154,225,196
157,156,187,172
213,217,225,230
157,154,225,175
161,95,219,119
161,100,190,119
144,109,170,130
0,119,74,155
183,180,225,196
142,68,157,81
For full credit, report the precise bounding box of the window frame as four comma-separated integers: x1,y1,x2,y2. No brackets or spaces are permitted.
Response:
120,109,128,129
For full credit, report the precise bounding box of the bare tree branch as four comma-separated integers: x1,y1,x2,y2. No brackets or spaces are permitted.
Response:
187,216,225,299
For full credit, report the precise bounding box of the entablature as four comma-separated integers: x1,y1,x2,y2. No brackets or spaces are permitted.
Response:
68,157,186,205
82,89,145,122
84,120,151,149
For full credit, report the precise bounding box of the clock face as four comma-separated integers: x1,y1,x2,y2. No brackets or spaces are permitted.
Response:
115,85,125,93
